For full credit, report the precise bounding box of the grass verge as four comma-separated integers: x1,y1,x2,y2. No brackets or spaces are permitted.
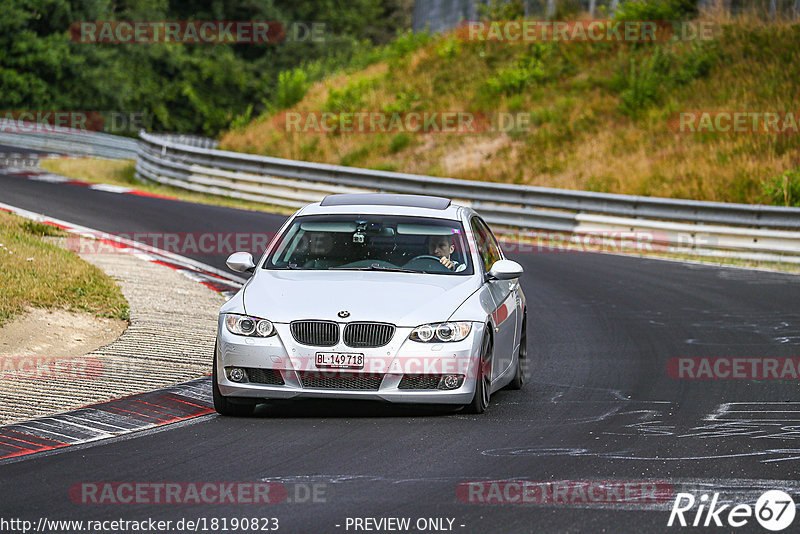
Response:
39,158,296,215
0,211,130,326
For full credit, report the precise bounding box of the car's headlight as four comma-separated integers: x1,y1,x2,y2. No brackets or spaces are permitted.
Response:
410,322,472,343
224,314,275,337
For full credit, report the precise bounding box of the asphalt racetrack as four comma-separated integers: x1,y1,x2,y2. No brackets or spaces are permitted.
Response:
1,159,799,533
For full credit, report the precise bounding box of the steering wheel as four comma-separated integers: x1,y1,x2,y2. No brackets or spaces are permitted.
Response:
409,254,444,263
404,254,450,271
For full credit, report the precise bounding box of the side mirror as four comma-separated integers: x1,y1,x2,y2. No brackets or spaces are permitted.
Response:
226,252,256,273
487,259,523,281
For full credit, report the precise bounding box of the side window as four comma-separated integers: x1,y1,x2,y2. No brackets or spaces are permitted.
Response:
479,218,504,261
470,217,502,273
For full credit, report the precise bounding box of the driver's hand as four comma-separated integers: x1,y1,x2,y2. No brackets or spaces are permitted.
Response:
439,256,455,269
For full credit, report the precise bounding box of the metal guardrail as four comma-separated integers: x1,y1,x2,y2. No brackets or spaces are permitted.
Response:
4,123,795,263
135,131,800,264
0,121,141,160
142,133,218,150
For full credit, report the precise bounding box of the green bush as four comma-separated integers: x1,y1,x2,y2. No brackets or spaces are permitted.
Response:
674,42,717,84
384,30,433,63
276,69,309,110
299,138,320,159
615,41,716,116
483,43,555,96
619,48,673,116
762,169,800,207
485,62,543,95
340,147,371,166
477,0,525,20
435,37,461,59
614,0,699,21
228,105,254,131
389,133,412,153
382,90,422,113
325,78,374,112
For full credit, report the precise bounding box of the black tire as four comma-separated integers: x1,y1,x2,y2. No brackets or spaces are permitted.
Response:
464,332,492,414
212,342,256,417
507,317,526,390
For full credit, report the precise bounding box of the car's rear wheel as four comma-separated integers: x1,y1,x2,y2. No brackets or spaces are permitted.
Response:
464,332,492,414
507,316,526,390
212,342,256,417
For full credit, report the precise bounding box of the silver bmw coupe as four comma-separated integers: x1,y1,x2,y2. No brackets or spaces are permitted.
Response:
214,193,526,415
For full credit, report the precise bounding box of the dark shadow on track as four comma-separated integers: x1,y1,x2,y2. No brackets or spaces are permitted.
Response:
249,398,464,418
238,387,522,419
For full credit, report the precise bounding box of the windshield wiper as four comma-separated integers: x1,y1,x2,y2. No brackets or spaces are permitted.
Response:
333,264,417,273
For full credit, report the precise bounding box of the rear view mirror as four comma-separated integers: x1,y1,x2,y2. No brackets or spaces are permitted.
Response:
487,259,523,280
226,252,255,273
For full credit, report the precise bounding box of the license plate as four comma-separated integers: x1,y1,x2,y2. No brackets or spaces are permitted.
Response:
315,352,364,369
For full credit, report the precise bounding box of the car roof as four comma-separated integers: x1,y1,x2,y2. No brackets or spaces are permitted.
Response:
298,194,469,220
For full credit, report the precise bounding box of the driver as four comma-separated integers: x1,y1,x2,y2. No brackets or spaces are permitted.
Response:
296,231,337,268
427,234,466,272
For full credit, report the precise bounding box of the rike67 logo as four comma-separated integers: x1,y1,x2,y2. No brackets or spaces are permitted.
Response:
668,490,796,531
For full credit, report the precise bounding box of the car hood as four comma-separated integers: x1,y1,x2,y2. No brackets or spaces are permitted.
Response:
243,270,481,326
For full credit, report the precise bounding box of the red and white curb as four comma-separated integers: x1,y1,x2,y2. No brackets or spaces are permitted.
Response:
0,202,247,461
0,379,213,462
0,201,245,297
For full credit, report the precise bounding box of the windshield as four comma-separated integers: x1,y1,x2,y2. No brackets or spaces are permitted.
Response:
264,215,473,275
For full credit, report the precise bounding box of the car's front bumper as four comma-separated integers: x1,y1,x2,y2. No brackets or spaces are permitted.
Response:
215,320,485,405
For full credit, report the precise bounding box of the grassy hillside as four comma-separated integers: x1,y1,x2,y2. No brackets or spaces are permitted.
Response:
220,12,800,206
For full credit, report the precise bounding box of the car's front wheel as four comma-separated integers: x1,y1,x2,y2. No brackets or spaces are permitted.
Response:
464,332,492,414
212,342,257,417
